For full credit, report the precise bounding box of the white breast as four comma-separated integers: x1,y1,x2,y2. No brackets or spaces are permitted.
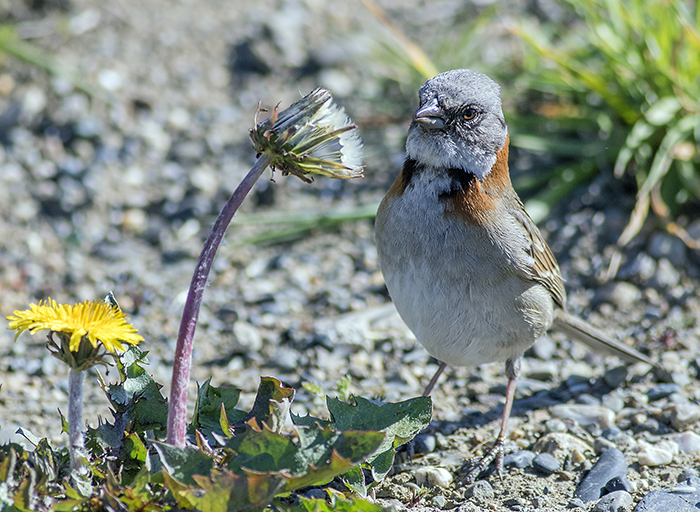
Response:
375,170,554,367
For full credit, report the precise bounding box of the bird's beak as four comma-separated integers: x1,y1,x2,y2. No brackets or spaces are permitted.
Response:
414,99,446,130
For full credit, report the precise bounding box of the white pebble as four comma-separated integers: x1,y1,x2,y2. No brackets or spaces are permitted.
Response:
414,467,453,488
638,446,674,466
675,431,700,453
551,404,615,429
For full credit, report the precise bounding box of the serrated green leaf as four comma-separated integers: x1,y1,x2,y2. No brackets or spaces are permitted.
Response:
124,433,148,463
240,377,295,433
191,378,246,441
164,468,285,512
152,442,214,486
327,396,431,481
341,465,366,497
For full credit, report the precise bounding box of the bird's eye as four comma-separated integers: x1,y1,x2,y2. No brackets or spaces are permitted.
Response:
463,109,477,120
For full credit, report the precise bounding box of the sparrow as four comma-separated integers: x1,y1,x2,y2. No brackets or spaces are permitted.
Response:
374,69,652,483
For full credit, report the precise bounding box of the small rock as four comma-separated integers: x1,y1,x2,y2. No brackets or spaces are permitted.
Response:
464,480,494,501
431,495,446,509
604,476,634,493
551,404,615,430
649,259,680,289
593,490,632,512
577,393,602,406
647,383,681,402
678,468,699,481
233,321,263,352
618,252,656,282
568,498,586,509
503,497,526,507
638,446,674,467
413,434,436,454
648,232,687,267
603,366,629,388
633,476,700,512
414,467,453,488
503,450,535,469
670,403,700,429
533,453,561,474
574,448,628,503
534,433,594,461
545,419,567,433
602,394,626,412
531,335,557,359
676,431,700,453
601,427,624,442
594,282,641,308
594,437,618,455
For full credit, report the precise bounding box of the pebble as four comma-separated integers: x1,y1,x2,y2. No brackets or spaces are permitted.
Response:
647,383,681,402
545,419,568,433
551,404,616,430
534,433,594,461
568,498,586,509
431,495,446,509
603,366,629,389
638,445,674,466
414,467,453,488
532,453,560,474
413,434,436,454
464,480,494,501
676,431,700,453
604,476,634,493
670,403,700,429
633,476,700,511
531,335,557,359
648,232,687,267
574,448,628,503
649,259,680,289
503,450,535,469
593,490,633,512
594,282,641,308
618,252,656,282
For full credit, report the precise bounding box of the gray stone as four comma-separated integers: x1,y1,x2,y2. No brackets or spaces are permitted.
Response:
504,450,536,469
431,495,446,509
648,232,687,267
649,259,680,289
531,335,557,359
413,434,436,454
594,490,633,512
632,476,700,511
575,448,628,503
533,452,561,474
671,403,700,429
594,282,641,308
647,383,681,401
603,366,629,389
464,480,494,501
568,498,586,509
605,476,634,493
618,252,656,282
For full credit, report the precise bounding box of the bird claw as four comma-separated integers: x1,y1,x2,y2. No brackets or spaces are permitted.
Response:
460,438,506,485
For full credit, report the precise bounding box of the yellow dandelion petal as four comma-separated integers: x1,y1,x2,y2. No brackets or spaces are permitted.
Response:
7,298,144,355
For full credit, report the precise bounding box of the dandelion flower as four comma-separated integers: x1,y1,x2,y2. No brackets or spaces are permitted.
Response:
250,88,364,182
8,298,143,354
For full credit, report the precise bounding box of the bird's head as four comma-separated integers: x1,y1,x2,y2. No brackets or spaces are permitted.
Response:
406,69,507,180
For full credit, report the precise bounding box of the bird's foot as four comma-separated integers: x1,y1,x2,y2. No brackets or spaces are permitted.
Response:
460,437,506,485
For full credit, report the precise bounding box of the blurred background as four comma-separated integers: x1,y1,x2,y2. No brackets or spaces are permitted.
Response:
0,0,698,441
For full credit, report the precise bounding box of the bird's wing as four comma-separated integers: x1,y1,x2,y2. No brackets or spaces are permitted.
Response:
506,194,567,309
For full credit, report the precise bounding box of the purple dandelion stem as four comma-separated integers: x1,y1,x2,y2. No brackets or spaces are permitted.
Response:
167,154,273,447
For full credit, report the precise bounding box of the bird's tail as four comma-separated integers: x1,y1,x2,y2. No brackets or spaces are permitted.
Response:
552,310,653,365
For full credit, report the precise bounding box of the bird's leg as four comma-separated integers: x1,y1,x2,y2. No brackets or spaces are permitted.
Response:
422,361,447,397
462,357,520,484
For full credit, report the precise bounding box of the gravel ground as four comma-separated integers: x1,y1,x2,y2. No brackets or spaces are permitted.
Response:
1,1,699,511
